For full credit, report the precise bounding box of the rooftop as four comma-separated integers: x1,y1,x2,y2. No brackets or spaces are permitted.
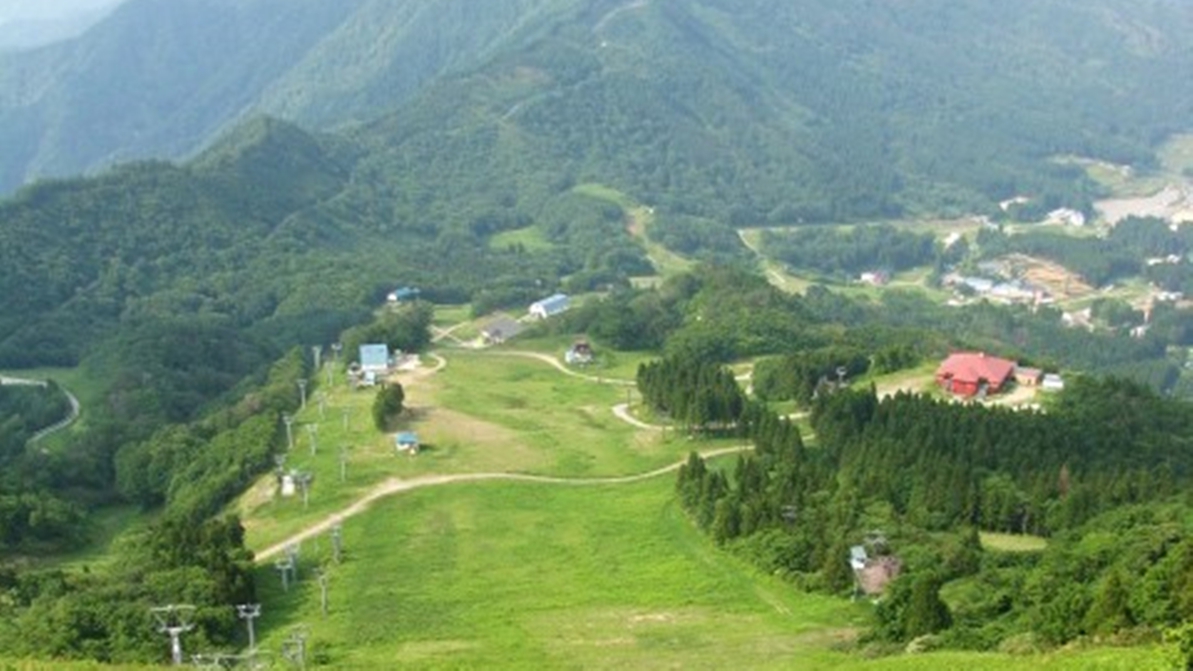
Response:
937,352,1017,384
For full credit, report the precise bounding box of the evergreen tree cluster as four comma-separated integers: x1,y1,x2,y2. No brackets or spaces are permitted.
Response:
752,346,872,405
762,225,938,278
372,383,406,432
674,367,1193,648
636,357,746,432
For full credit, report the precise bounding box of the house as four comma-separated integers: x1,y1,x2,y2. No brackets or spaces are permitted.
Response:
565,341,594,365
1046,208,1087,228
1014,367,1043,387
481,315,524,345
387,286,420,303
859,271,890,287
359,344,390,375
1042,374,1065,392
935,352,1017,397
849,545,869,571
394,431,420,455
856,556,903,597
529,293,570,319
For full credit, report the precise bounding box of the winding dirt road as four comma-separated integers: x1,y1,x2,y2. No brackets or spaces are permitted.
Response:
255,445,749,561
482,350,636,386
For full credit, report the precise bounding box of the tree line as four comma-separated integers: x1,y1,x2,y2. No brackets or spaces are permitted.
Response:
673,370,1193,650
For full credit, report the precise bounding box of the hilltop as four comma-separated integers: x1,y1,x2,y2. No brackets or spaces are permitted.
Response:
0,0,1191,223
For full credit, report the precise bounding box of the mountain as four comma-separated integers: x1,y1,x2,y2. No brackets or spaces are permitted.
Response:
0,0,568,191
337,0,1193,224
2,0,1193,368
1,0,1191,215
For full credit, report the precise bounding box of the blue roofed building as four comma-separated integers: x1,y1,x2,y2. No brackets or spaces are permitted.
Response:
529,293,570,319
359,344,390,374
395,431,420,455
387,286,421,303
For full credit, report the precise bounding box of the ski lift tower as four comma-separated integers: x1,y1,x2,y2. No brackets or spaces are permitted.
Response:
149,604,196,666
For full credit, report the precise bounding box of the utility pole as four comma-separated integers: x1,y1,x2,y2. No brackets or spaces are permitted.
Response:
274,556,294,592
316,568,330,617
236,603,261,651
297,379,308,410
150,604,195,666
286,543,301,581
282,626,309,671
306,423,318,456
295,472,312,509
283,414,295,451
330,523,343,564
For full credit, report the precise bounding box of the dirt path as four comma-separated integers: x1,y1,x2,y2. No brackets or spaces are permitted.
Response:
484,350,636,386
431,321,470,345
255,445,750,561
611,402,663,430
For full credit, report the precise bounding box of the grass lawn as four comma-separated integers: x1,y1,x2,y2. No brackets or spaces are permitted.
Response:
490,226,554,252
980,532,1048,553
249,476,1168,671
431,304,472,327
494,335,655,382
251,474,869,670
865,362,938,398
239,349,714,552
433,350,696,476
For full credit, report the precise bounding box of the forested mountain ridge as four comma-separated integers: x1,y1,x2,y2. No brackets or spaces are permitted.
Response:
1,0,1191,221
0,117,361,367
0,0,556,191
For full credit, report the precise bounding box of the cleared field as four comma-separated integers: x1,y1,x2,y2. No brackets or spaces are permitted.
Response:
490,226,554,252
431,304,473,327
980,531,1048,553
433,350,691,476
0,661,161,671
250,476,1166,671
240,349,706,551
867,363,938,399
573,182,696,278
251,475,868,670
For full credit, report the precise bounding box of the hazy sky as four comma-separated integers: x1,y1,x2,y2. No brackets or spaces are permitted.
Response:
0,0,125,25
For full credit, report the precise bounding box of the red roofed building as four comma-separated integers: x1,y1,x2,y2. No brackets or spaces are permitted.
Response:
935,352,1017,397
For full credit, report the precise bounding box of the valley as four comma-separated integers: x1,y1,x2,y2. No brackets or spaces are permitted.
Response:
1,1,1193,668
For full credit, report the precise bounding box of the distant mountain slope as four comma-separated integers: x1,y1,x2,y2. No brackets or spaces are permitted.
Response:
2,0,1191,204
0,0,558,191
346,0,1193,224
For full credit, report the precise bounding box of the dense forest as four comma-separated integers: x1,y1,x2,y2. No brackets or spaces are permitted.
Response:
761,225,939,278
668,364,1193,651
0,305,433,663
3,0,1192,233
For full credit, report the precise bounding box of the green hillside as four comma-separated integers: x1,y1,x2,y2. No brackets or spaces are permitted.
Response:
2,0,1192,218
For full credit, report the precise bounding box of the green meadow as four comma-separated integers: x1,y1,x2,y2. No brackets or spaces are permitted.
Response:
248,474,1166,670
234,328,1170,670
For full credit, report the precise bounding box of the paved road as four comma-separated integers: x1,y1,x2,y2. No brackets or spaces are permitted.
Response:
1,376,81,445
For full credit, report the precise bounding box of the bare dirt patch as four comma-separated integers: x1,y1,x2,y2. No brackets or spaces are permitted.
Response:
1096,184,1193,225
999,254,1094,300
